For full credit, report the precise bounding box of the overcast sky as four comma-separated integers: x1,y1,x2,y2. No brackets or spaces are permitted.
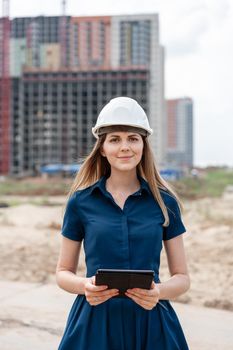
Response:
5,0,233,167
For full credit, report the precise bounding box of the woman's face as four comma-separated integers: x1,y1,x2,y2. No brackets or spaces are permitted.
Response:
101,131,144,172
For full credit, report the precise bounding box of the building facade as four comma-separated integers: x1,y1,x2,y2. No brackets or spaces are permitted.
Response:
166,98,193,169
11,69,149,175
0,14,165,176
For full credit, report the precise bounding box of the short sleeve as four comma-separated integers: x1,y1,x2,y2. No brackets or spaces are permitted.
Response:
162,194,186,241
61,194,84,241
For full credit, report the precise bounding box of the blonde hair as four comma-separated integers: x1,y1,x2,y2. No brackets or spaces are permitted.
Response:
64,133,183,227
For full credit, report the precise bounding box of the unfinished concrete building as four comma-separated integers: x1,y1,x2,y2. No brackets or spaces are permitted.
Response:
1,14,165,176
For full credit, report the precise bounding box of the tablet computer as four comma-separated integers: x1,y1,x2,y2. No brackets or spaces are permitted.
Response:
95,269,155,298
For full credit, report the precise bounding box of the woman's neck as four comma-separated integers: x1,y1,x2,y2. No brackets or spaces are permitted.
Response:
106,170,140,193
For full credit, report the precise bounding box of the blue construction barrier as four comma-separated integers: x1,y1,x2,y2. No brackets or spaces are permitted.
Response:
160,169,184,180
40,164,184,180
40,163,82,174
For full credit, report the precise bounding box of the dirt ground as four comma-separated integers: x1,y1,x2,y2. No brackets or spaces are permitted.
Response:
0,191,232,312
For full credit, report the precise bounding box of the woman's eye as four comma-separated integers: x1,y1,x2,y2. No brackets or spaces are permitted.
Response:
109,137,138,142
109,138,118,142
129,138,138,142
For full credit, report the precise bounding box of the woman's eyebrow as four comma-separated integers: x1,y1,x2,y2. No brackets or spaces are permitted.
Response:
108,134,139,137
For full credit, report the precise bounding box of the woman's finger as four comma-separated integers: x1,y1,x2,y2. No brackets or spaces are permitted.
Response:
85,282,108,292
125,292,154,309
94,289,119,297
90,276,96,284
88,291,119,305
87,289,119,299
126,292,152,304
127,285,160,298
127,289,158,301
127,289,154,297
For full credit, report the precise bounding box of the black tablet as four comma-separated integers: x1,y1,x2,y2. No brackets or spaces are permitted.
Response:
95,269,155,298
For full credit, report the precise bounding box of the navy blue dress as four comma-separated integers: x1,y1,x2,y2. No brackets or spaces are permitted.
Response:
58,175,189,349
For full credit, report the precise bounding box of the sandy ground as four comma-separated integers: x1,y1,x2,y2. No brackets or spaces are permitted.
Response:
0,192,232,311
1,279,233,350
0,191,233,348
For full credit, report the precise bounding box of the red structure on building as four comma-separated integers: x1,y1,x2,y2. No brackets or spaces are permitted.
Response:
0,0,11,174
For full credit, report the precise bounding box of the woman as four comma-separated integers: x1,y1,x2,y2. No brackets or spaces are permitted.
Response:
56,97,190,349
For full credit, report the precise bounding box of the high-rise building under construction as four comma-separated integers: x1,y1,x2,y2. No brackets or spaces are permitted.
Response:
0,14,165,176
166,98,193,168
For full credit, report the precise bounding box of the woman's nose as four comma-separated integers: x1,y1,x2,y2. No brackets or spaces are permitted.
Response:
120,141,130,150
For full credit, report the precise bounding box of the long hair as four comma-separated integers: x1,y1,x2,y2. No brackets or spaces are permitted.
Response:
63,133,183,227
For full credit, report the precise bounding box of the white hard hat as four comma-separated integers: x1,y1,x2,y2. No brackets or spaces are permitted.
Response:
92,97,153,139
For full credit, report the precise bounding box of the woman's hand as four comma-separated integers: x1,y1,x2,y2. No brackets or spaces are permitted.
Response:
84,276,119,306
125,281,160,310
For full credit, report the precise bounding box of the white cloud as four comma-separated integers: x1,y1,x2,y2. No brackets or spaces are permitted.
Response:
165,1,233,166
164,12,208,56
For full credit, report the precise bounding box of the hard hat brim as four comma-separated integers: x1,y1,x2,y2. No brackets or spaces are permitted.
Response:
92,123,153,139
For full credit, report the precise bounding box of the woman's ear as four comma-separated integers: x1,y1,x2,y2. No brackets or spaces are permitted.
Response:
100,147,106,157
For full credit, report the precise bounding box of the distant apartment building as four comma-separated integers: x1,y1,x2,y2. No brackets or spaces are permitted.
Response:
0,14,165,176
166,98,193,169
